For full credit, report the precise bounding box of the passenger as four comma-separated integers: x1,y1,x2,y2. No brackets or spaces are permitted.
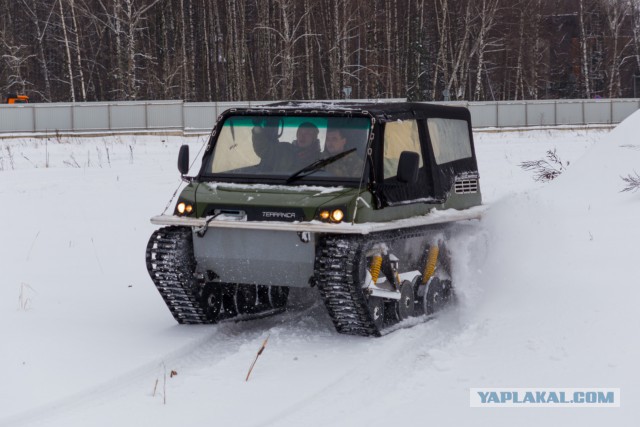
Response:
322,127,361,177
252,120,320,172
324,128,348,155
292,122,321,166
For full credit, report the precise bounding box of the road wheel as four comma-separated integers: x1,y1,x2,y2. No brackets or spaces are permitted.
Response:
423,277,453,315
367,296,385,330
268,285,289,309
235,284,258,314
198,283,222,322
396,281,415,320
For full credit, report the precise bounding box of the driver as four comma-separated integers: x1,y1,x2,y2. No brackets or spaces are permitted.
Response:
252,120,320,172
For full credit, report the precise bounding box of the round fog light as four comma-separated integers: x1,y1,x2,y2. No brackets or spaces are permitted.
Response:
185,204,193,213
330,209,344,223
177,202,186,214
319,210,330,220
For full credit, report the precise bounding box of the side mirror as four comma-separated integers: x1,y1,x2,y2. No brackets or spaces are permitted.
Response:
178,145,189,175
397,151,420,184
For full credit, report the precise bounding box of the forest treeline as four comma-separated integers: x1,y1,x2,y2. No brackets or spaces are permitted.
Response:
2,0,640,103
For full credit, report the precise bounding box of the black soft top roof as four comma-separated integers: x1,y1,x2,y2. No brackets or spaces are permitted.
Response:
247,101,471,123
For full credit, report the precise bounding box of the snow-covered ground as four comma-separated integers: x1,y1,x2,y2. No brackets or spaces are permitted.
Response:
1,122,638,426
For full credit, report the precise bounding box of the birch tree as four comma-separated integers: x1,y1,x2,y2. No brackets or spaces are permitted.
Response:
0,1,33,95
20,0,55,101
1,0,639,102
472,0,500,100
256,0,316,98
631,0,640,75
603,0,631,97
431,0,449,100
58,0,77,101
447,0,473,100
579,0,593,98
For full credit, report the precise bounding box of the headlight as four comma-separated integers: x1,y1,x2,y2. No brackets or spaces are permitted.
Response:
317,208,345,223
330,209,344,223
176,202,193,215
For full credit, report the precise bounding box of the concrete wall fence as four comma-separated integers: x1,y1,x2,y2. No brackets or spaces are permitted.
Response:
1,98,638,135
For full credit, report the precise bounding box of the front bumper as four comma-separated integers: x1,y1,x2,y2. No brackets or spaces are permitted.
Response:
150,205,486,235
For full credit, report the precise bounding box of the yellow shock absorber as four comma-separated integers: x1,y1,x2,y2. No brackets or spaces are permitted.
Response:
369,255,383,284
422,245,440,284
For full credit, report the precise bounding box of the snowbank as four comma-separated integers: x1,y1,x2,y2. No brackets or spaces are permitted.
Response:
451,111,640,426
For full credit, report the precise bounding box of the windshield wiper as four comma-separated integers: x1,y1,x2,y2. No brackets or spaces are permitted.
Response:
285,148,357,184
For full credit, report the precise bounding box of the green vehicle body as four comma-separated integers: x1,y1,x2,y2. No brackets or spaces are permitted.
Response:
175,181,479,225
147,101,483,335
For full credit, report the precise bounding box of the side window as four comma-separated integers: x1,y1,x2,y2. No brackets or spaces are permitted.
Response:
427,118,472,165
211,119,261,172
383,120,424,180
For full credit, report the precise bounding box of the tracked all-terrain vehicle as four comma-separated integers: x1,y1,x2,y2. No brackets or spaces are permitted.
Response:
146,102,483,336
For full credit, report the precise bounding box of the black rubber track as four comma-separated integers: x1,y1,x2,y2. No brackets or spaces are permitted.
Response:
147,225,448,333
314,226,449,337
146,226,211,324
146,226,288,325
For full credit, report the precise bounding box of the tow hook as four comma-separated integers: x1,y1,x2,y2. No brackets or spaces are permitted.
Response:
195,213,221,238
297,231,311,243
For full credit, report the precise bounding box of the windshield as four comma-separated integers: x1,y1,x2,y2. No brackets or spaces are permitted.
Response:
205,115,371,181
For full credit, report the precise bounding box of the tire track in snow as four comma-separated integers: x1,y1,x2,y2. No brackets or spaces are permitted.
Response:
0,300,325,427
248,225,489,427
4,224,489,427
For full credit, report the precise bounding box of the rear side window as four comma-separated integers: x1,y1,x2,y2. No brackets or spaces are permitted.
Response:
383,120,423,180
427,118,472,165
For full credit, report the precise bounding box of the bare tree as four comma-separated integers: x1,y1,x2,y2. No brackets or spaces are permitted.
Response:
630,0,640,76
447,0,473,100
472,0,501,100
256,0,316,98
527,0,544,99
58,0,77,101
431,0,449,100
0,37,35,95
69,0,87,100
579,0,593,98
621,171,640,192
1,0,639,102
94,0,160,100
603,0,632,97
20,0,55,101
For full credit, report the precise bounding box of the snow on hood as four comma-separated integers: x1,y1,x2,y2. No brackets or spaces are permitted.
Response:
203,182,347,195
